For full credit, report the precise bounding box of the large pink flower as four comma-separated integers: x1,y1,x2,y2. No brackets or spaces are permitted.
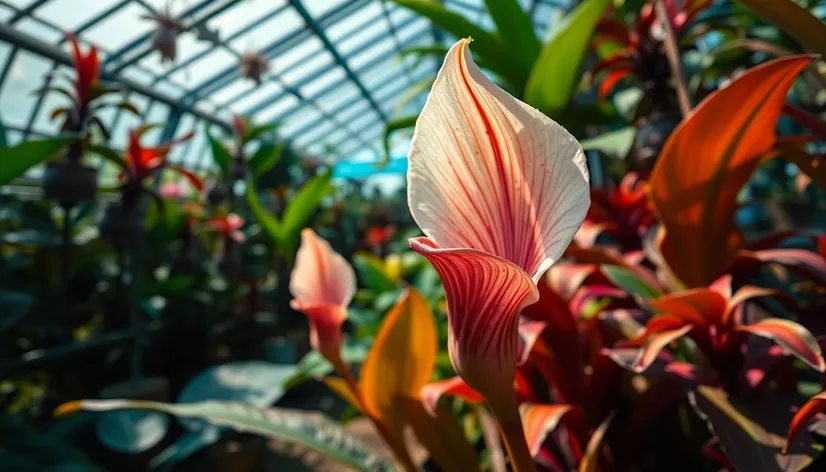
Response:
290,229,356,361
407,39,590,412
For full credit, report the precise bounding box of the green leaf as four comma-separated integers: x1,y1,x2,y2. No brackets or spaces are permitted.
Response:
243,122,278,144
248,142,283,177
524,0,611,117
393,77,435,118
88,145,128,170
0,290,33,334
734,0,826,57
0,137,72,186
206,127,232,179
353,253,397,292
389,0,523,89
0,118,7,148
382,114,419,164
284,341,371,389
580,127,636,159
601,265,662,311
483,0,540,71
278,170,334,260
114,102,140,116
245,179,282,247
60,400,392,472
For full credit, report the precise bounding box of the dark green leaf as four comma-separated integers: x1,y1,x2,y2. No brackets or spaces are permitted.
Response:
243,122,278,144
382,114,419,164
248,142,283,177
114,102,140,116
278,170,334,261
206,127,232,179
0,290,33,333
580,127,636,159
524,0,611,117
601,265,662,299
484,0,540,70
0,137,72,186
245,179,281,248
88,145,128,170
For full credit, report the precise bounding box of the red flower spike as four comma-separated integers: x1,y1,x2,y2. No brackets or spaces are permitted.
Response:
207,214,245,243
66,34,100,106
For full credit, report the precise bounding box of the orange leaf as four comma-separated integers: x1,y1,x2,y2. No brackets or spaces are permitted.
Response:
360,288,437,434
322,376,364,413
736,318,826,372
578,411,616,472
633,324,693,373
649,55,814,287
421,376,484,416
520,403,586,458
398,397,481,472
785,391,826,455
648,289,727,327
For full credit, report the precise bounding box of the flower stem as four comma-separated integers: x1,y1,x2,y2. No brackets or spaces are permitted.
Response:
488,394,536,472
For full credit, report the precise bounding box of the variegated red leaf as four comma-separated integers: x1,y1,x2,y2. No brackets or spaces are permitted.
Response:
737,318,826,372
785,391,826,454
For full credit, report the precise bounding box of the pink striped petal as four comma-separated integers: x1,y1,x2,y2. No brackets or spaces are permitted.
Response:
407,38,590,283
290,228,356,309
410,237,538,405
290,229,356,360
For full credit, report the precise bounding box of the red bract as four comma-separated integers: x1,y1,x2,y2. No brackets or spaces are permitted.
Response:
123,126,200,189
206,214,245,243
592,0,712,98
576,172,655,249
67,34,100,108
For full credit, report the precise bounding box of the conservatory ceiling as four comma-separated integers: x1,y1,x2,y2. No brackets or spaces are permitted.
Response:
0,0,566,173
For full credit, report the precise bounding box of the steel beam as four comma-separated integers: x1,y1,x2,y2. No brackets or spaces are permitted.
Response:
289,0,388,122
0,21,231,132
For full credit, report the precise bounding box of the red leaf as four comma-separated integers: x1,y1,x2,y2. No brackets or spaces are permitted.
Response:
632,324,693,373
168,165,204,191
594,19,632,46
517,318,547,365
785,391,826,454
598,68,631,99
736,248,826,287
592,54,633,79
648,289,727,327
520,403,587,458
420,376,483,416
649,55,815,287
737,318,826,372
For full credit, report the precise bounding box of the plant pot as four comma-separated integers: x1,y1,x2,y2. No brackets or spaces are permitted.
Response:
99,205,145,248
41,161,97,207
206,181,230,205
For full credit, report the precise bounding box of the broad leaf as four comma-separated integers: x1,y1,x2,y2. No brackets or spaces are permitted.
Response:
524,0,611,117
389,0,523,88
0,137,72,186
353,252,398,292
520,403,586,458
285,341,371,389
580,126,636,159
690,386,816,472
58,400,392,472
649,55,813,287
734,0,826,57
248,142,283,177
484,0,540,72
245,179,281,248
206,128,231,179
601,264,662,301
360,288,437,434
88,145,128,170
278,169,334,261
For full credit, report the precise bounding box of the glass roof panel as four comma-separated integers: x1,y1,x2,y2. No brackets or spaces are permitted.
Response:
0,0,567,174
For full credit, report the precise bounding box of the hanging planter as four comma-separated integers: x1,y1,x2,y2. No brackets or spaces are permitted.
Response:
99,204,146,249
143,6,187,63
239,52,269,86
42,159,97,208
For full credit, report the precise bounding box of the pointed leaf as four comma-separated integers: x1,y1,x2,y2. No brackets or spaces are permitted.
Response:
484,0,540,71
279,169,333,260
360,288,437,434
206,128,231,179
632,325,693,373
56,400,392,472
734,0,826,57
88,145,128,170
601,264,662,299
248,142,283,177
388,0,523,88
245,179,281,247
243,122,278,144
737,319,826,372
382,114,418,164
579,411,615,472
0,137,73,185
779,144,826,190
520,403,586,458
420,377,484,416
524,0,611,117
648,289,727,327
352,252,397,292
649,55,814,287
580,126,636,159
785,391,826,455
399,397,481,472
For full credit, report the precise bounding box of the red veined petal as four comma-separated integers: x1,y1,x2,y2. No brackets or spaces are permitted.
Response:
407,39,590,282
409,237,538,408
290,229,356,311
736,318,826,372
785,391,826,455
420,376,484,416
599,68,631,100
